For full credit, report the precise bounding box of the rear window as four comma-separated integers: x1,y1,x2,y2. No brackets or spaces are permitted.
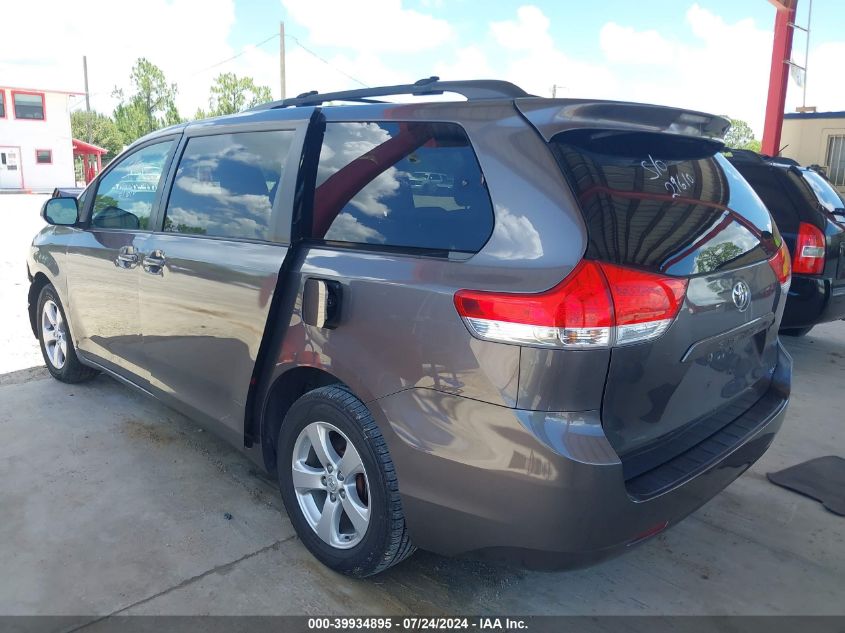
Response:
311,121,494,255
729,163,802,234
802,170,845,214
550,131,777,276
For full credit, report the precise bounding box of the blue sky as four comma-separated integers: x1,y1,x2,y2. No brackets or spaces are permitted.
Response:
2,0,842,135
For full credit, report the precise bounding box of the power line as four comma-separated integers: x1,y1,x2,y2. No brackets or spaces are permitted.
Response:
68,29,371,110
284,33,370,89
184,31,281,79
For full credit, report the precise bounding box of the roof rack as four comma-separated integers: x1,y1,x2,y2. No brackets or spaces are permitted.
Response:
250,76,531,110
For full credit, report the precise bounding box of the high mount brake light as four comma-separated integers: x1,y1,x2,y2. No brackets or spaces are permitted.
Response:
454,262,688,349
792,222,825,275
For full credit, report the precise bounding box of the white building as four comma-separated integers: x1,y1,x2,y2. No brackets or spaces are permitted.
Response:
0,86,79,191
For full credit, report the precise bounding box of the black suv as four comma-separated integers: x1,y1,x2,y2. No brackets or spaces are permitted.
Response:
727,150,845,335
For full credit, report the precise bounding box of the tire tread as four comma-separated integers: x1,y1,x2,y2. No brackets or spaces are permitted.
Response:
280,385,415,576
37,285,98,384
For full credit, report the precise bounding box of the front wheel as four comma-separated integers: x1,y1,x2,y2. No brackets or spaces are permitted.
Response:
277,386,415,577
37,284,98,383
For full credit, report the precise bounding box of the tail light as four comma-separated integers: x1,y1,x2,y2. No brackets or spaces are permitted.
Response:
454,261,687,349
792,222,825,275
768,239,791,290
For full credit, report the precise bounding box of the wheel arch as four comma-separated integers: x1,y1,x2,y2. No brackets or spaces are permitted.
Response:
259,365,348,474
28,272,52,337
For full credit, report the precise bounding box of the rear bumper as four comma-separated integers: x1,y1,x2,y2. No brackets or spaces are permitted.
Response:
782,276,845,328
374,343,791,569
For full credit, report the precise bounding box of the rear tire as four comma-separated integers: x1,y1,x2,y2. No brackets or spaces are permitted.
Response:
37,284,98,383
781,326,813,337
277,385,415,577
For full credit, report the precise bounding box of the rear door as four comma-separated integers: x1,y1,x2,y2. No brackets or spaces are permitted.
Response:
518,101,787,474
138,122,306,437
67,138,177,382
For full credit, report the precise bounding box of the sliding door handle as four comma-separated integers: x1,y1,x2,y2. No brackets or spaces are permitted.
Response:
143,250,166,274
115,246,139,269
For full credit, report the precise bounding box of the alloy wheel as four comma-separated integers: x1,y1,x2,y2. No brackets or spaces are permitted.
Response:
291,421,371,549
41,299,67,370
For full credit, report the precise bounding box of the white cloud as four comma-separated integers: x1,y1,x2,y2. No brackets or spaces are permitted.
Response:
2,0,841,145
791,41,845,115
487,5,618,100
280,0,453,53
490,5,553,51
433,46,492,81
597,3,773,135
0,0,236,116
599,23,677,66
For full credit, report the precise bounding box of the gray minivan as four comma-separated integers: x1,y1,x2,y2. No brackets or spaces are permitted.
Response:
29,78,792,576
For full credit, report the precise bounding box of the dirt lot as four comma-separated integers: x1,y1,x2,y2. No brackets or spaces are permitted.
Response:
1,193,843,616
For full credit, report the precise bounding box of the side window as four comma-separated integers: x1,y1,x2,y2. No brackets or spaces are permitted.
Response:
164,131,295,241
312,121,494,254
91,141,174,230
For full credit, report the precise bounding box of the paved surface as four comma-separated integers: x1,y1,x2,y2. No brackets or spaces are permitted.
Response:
1,194,844,616
0,194,47,375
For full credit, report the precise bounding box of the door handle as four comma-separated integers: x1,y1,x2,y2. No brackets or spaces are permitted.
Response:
143,250,166,274
115,246,139,269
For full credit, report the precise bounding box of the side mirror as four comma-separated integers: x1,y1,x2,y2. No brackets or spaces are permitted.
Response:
41,197,79,226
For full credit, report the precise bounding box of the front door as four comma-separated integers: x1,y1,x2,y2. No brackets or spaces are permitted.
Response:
139,127,302,436
0,147,23,189
66,138,177,382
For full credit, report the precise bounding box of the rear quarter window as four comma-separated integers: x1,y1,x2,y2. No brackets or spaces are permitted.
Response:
311,121,494,255
550,130,777,276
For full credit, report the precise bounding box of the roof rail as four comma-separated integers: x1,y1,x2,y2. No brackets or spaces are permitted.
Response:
724,148,802,167
722,148,766,162
250,76,531,110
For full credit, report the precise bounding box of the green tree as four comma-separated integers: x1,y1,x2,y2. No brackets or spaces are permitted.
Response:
70,110,123,159
695,242,743,273
205,72,273,117
112,58,181,145
724,118,762,152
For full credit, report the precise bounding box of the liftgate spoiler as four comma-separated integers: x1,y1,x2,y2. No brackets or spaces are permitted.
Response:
515,98,731,144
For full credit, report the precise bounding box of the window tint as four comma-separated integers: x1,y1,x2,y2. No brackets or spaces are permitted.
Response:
13,92,44,120
164,131,294,240
550,131,776,276
730,164,801,233
313,121,493,254
91,140,174,230
802,170,845,213
36,149,52,164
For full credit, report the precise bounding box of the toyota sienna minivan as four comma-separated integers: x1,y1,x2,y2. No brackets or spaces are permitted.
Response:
29,78,792,576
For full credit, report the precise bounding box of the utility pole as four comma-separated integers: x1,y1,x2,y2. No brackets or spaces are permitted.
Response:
83,56,90,112
83,55,92,144
279,21,286,100
551,84,566,98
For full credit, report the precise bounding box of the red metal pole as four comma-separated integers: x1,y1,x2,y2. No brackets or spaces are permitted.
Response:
761,1,797,156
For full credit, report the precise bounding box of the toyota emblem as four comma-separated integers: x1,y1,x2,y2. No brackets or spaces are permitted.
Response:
731,280,751,312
